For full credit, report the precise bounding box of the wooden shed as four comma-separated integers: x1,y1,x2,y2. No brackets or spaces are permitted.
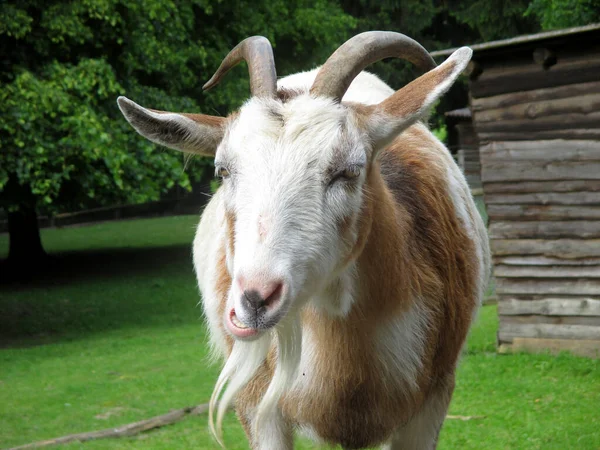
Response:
433,23,600,358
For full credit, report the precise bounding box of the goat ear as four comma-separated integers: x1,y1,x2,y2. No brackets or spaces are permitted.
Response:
366,47,472,151
117,96,226,156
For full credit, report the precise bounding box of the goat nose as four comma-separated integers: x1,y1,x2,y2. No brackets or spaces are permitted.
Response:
239,280,283,310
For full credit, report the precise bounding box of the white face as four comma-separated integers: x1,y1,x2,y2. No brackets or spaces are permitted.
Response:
216,95,370,340
117,45,472,343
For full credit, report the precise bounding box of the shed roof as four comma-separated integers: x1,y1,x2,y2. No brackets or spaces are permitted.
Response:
430,23,600,58
445,108,472,119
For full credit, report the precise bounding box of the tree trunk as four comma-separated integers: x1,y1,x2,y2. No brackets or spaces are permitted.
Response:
7,206,46,266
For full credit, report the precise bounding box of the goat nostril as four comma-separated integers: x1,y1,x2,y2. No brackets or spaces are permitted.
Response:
264,283,283,307
242,290,264,309
241,282,283,310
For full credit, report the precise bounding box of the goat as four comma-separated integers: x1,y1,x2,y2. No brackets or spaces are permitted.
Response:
118,31,490,450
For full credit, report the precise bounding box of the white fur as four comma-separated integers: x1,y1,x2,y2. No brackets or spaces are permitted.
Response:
374,301,430,393
284,299,429,444
123,46,488,449
253,406,292,449
383,380,453,450
203,50,485,448
316,262,358,317
253,315,302,447
210,335,270,446
445,163,491,313
421,48,472,119
193,190,229,356
218,94,368,330
278,68,394,104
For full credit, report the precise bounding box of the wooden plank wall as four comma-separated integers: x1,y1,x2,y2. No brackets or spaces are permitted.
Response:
456,122,482,190
470,44,600,358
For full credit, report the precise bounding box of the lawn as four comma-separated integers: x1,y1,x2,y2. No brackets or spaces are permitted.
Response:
1,216,599,449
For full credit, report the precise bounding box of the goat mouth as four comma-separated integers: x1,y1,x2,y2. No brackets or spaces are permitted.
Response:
226,308,261,339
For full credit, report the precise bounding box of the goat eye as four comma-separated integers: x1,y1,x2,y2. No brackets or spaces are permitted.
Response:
341,166,361,179
216,166,230,179
330,165,362,185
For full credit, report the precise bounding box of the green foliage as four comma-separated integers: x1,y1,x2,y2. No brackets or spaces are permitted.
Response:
209,178,222,194
432,124,448,142
0,58,191,213
0,4,34,39
525,0,600,29
449,0,536,41
1,0,597,218
0,0,356,216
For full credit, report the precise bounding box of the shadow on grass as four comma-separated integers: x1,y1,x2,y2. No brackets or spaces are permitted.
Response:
0,244,201,348
0,244,193,286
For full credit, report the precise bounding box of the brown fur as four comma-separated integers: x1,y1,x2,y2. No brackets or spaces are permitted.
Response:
225,211,236,257
124,37,477,449
277,87,305,103
217,122,479,449
210,66,478,447
278,155,422,448
181,112,228,129
215,248,234,354
150,108,227,129
379,62,455,118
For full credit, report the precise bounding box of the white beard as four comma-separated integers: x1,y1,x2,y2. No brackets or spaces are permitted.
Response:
210,314,303,448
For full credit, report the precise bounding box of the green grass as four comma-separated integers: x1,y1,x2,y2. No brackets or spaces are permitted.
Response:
1,216,599,449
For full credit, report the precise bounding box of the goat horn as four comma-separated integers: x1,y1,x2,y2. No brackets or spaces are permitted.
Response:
203,36,277,99
310,31,436,102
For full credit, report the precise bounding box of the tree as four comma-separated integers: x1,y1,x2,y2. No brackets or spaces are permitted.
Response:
525,0,600,29
0,0,356,267
2,0,596,269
